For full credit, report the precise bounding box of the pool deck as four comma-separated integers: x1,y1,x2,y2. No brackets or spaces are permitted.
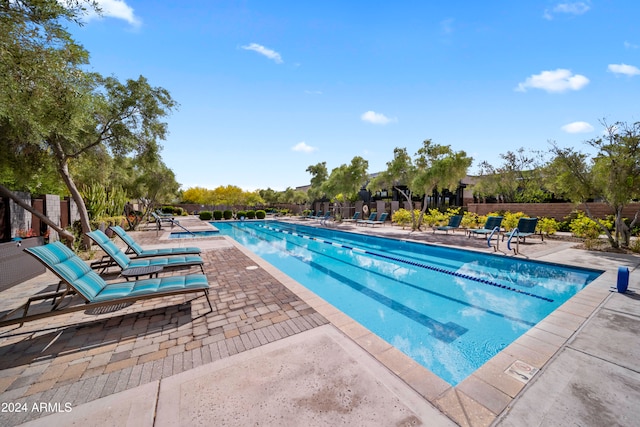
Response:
1,216,639,426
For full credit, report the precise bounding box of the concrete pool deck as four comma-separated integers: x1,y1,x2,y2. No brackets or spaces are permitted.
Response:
1,217,639,426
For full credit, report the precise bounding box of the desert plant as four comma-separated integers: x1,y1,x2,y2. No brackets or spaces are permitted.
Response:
392,208,424,229
199,211,213,220
570,212,603,241
423,209,448,227
503,211,528,231
537,217,559,236
461,212,480,229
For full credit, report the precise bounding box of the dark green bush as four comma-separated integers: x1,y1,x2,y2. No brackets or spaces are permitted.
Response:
199,211,213,220
246,210,256,219
161,206,174,214
223,210,233,220
237,210,247,219
256,210,266,219
213,210,223,220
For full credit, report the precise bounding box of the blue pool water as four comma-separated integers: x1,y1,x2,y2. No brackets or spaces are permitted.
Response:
213,220,602,385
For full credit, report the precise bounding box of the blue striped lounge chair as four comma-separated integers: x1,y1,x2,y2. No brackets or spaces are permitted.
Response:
110,225,201,258
342,212,360,222
368,212,388,227
87,230,205,275
503,217,541,243
0,241,211,328
357,213,377,226
433,215,463,234
467,216,503,238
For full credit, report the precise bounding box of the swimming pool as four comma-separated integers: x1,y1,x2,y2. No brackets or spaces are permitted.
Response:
214,220,602,385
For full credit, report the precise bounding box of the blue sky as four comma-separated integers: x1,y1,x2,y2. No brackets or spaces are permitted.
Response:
69,1,640,191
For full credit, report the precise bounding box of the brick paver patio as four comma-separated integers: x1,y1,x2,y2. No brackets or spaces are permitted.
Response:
0,234,327,426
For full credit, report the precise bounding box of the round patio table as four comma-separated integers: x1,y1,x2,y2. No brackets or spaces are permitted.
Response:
121,265,163,281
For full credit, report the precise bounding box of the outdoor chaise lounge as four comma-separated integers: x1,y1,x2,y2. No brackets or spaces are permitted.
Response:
151,211,180,229
110,225,201,258
356,213,377,226
503,217,541,242
367,212,388,227
433,215,463,234
0,241,211,328
467,216,503,238
87,230,205,275
342,212,360,222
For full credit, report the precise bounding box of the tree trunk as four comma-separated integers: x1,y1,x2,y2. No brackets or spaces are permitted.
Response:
0,184,75,246
582,202,617,248
395,186,418,230
50,139,92,249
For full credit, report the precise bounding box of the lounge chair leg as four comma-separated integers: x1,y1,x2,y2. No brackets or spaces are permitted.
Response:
204,290,213,314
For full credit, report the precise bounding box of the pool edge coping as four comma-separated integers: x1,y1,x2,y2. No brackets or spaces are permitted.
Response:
220,230,621,427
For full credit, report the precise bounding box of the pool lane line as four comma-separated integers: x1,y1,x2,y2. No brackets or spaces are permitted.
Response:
257,223,554,303
242,224,538,328
228,223,470,341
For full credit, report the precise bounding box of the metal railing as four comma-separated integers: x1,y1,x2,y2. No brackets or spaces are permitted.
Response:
507,228,520,254
487,226,501,251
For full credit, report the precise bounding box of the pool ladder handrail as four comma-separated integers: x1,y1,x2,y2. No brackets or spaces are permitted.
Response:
507,228,520,254
487,226,501,251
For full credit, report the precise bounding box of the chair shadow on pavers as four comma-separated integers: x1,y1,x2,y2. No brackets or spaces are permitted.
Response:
0,301,197,371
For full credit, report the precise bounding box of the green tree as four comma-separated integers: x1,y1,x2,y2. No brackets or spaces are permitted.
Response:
474,148,549,203
323,156,369,216
548,120,640,248
0,0,99,244
306,162,328,201
370,140,471,230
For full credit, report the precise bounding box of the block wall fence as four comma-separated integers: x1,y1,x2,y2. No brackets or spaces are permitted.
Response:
466,202,640,220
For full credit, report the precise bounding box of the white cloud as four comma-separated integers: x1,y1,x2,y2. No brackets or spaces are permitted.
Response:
83,0,141,27
608,63,640,77
544,2,590,20
624,41,639,49
515,69,589,93
291,142,317,153
241,43,283,64
361,111,397,125
440,18,454,35
561,121,594,133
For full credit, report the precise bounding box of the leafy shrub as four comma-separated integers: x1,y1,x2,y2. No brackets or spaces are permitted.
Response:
537,217,559,236
461,212,481,229
236,210,247,219
392,209,413,229
392,208,424,229
161,206,174,214
503,211,528,231
173,206,184,216
246,210,256,219
256,210,266,219
569,212,610,242
213,210,223,220
279,209,290,216
199,211,213,221
423,209,448,227
223,210,233,220
91,216,126,231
